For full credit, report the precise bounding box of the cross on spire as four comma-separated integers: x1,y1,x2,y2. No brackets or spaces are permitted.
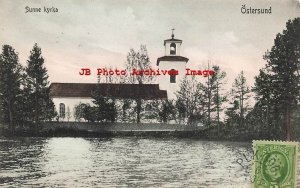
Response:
171,28,175,39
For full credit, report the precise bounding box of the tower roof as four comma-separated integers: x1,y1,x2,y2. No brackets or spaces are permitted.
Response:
164,29,182,45
164,38,182,46
157,55,189,66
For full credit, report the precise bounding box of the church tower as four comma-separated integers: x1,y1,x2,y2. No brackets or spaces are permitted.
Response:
157,30,189,99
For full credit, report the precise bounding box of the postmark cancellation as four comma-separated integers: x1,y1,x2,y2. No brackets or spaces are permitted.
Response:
252,140,298,188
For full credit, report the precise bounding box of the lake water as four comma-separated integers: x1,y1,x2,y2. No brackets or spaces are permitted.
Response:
0,137,299,187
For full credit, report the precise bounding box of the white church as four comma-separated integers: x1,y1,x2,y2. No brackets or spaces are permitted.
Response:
156,32,189,99
50,32,189,121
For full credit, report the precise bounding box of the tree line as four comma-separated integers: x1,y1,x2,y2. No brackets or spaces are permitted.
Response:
0,18,299,141
172,18,299,140
0,44,56,130
74,45,251,129
251,18,300,141
81,18,299,141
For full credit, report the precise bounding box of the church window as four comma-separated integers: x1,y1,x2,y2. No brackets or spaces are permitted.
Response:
59,103,65,118
170,69,176,83
170,43,176,55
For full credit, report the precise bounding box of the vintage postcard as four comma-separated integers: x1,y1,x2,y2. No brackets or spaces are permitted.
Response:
0,0,299,187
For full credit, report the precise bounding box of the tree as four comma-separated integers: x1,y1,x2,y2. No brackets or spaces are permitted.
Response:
73,102,85,122
211,66,227,134
43,89,57,121
254,18,300,140
124,45,155,123
106,99,117,122
202,65,227,128
0,45,23,129
245,101,270,138
158,99,176,123
176,76,205,124
225,100,240,125
120,99,133,122
92,92,107,122
203,63,215,127
97,65,121,84
14,79,31,124
26,43,55,123
66,106,71,122
82,104,96,122
91,85,117,122
230,71,251,126
175,99,187,123
253,69,275,135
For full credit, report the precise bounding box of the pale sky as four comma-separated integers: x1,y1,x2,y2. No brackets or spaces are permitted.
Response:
0,0,299,88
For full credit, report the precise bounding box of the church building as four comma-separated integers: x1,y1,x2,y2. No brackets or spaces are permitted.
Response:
157,31,189,99
50,32,189,121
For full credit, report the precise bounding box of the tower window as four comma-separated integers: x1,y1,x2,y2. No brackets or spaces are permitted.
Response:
170,69,176,83
170,43,176,55
59,103,65,118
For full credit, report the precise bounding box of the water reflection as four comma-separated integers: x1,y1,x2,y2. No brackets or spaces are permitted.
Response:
0,138,46,186
0,137,298,187
37,138,93,187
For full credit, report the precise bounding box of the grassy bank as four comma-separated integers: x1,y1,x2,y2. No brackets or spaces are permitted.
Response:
0,124,253,142
1,122,296,141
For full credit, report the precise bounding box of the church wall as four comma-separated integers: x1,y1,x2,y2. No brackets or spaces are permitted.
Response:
52,97,92,121
158,60,186,99
52,97,163,122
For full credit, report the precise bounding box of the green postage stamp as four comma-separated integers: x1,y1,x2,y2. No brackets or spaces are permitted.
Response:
252,140,298,188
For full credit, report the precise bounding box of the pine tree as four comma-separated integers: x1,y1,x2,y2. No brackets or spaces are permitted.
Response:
253,69,275,135
211,66,227,134
18,74,34,122
225,100,240,125
203,65,227,128
92,87,107,122
158,99,176,123
230,71,251,126
176,76,205,124
106,99,117,122
203,63,215,127
254,18,300,140
82,104,96,122
91,85,117,122
26,43,56,123
0,45,23,129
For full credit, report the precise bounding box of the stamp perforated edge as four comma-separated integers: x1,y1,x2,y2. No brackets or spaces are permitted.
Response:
252,140,299,188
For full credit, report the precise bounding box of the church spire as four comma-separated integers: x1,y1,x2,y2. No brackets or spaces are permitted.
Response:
171,28,175,39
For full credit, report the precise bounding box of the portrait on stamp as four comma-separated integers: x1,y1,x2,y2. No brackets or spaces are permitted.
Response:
253,141,298,188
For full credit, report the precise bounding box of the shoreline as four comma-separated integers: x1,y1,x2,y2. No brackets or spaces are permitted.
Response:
2,121,292,142
0,122,262,142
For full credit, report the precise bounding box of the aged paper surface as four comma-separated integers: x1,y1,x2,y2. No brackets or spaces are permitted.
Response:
0,0,299,187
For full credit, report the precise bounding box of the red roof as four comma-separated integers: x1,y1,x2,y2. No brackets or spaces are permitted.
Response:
157,56,189,66
50,83,167,99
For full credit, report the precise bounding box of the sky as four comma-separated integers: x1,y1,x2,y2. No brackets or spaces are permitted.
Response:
0,0,299,88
